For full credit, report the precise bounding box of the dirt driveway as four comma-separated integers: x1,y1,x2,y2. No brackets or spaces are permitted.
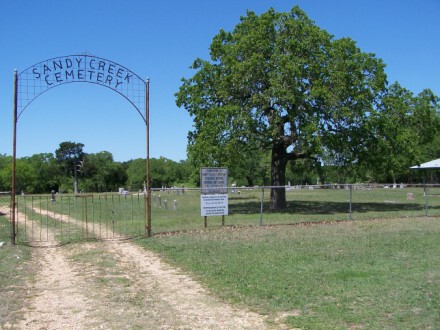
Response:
1,204,271,329
14,239,270,329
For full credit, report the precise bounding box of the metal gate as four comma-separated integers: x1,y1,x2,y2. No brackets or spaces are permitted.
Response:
13,193,147,245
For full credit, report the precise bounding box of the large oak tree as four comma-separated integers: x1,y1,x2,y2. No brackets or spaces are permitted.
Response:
176,6,386,209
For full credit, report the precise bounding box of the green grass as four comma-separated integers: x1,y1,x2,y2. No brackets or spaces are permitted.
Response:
0,205,33,327
137,217,440,329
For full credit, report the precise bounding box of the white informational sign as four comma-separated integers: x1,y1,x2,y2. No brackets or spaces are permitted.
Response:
200,168,228,194
200,194,228,216
200,167,228,217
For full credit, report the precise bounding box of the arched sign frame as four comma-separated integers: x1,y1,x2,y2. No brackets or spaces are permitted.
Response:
11,54,151,244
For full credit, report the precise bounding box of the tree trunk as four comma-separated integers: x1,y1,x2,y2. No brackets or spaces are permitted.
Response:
245,175,254,187
74,160,79,194
270,144,287,210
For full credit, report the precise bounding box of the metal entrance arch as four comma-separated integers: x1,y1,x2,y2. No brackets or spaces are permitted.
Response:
11,54,151,244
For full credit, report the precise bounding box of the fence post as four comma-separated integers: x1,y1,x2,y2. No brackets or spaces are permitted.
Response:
259,186,265,226
425,183,429,216
349,185,353,221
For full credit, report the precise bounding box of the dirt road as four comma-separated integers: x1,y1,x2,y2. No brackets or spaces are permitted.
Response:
2,205,270,329
16,240,269,329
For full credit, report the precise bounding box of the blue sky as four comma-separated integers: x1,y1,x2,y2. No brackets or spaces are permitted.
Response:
0,0,439,162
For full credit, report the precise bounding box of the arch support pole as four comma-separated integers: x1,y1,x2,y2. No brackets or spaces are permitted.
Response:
11,70,18,245
145,79,151,237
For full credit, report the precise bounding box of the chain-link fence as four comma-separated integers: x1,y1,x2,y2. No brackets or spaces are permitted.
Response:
150,184,440,235
1,184,439,244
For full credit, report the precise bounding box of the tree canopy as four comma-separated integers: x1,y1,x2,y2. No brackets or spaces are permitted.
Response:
176,6,388,209
364,83,440,182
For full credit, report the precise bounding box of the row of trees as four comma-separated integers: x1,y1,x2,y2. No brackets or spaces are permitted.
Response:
175,6,440,209
0,142,192,194
0,134,437,195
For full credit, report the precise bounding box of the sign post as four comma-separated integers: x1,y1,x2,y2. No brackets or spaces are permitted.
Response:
200,168,228,225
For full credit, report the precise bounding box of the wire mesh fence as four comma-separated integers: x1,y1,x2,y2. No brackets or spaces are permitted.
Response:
0,184,439,244
150,184,440,235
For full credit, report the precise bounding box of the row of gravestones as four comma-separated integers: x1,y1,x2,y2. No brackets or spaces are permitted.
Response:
152,194,178,210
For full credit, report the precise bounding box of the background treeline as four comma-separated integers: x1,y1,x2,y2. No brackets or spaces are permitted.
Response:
0,136,438,194
0,151,193,194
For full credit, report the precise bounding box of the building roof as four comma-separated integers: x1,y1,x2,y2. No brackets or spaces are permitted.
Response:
410,158,440,170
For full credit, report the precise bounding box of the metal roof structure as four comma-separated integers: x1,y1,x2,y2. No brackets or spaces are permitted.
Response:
410,158,440,170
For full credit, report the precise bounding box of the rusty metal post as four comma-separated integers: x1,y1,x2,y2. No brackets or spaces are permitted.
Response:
11,70,18,245
145,79,151,237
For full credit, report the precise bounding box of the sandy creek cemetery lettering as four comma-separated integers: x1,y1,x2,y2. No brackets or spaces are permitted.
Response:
31,55,133,89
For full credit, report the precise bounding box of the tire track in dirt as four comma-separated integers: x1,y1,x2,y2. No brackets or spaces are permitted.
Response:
16,245,94,329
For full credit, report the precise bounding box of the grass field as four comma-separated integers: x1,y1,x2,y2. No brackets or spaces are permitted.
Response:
138,217,440,329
